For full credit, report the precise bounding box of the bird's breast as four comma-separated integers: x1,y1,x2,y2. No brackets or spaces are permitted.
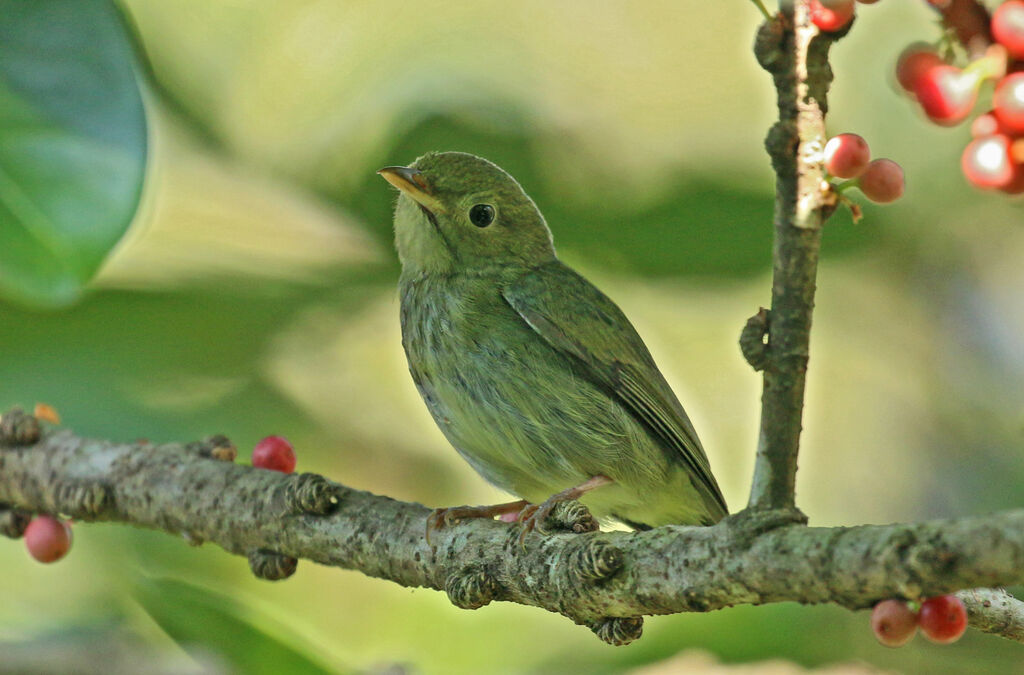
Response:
397,273,650,500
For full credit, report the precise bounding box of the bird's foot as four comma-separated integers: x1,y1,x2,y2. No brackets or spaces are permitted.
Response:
516,475,613,546
426,499,529,545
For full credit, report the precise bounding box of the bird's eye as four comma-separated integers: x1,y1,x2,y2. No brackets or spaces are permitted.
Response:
468,204,495,228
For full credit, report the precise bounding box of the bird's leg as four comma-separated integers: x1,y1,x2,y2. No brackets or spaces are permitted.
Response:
426,499,529,545
517,475,613,544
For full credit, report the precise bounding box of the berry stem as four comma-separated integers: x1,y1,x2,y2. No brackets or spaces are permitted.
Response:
749,0,773,21
832,179,858,193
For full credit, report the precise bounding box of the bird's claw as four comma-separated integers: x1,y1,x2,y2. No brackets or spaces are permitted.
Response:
515,501,559,546
426,507,457,546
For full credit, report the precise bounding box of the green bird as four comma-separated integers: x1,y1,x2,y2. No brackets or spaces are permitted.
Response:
378,152,727,537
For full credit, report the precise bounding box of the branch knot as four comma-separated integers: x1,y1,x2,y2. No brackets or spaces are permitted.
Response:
248,549,298,581
445,566,501,610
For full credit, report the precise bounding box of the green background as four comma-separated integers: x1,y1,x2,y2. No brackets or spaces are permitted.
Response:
2,1,1023,673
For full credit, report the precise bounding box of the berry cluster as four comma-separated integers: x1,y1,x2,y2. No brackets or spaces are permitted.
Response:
824,133,905,204
898,1,1024,193
809,0,881,34
871,595,969,647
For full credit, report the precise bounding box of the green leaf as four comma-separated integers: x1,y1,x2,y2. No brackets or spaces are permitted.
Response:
132,577,347,675
0,0,147,307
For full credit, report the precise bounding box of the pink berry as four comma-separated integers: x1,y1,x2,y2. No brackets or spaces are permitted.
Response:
252,435,296,473
918,595,968,644
993,72,1024,134
824,133,871,178
871,599,918,648
992,1,1024,60
499,511,520,523
896,45,945,93
810,0,855,32
858,159,904,203
969,110,1014,138
961,135,1018,190
24,515,72,563
914,64,981,126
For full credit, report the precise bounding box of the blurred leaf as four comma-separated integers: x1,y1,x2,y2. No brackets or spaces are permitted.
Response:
0,0,146,307
133,577,346,675
96,108,380,291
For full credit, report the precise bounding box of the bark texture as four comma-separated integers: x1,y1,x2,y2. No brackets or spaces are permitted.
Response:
2,428,1023,645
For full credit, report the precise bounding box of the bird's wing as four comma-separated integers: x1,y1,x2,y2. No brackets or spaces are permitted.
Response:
502,261,728,518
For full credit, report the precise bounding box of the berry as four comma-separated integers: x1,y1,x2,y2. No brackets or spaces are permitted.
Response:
24,515,72,563
993,72,1024,134
992,1,1024,60
914,65,981,126
918,595,968,644
969,111,1013,138
810,0,855,33
871,599,918,648
896,45,944,93
1002,138,1024,195
961,135,1018,190
252,435,296,474
1000,169,1024,195
858,159,904,203
824,133,871,178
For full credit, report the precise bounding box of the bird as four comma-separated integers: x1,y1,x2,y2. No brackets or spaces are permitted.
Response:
378,152,727,540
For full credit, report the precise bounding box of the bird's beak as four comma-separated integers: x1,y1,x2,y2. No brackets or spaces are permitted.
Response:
377,166,446,214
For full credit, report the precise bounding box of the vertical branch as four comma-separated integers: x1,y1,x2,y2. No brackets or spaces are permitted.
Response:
747,2,841,511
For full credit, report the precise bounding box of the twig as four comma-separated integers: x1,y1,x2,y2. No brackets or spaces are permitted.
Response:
747,2,842,511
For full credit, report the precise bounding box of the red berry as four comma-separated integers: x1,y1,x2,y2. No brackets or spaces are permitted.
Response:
961,135,1019,190
1000,169,1024,195
810,0,855,32
896,46,945,93
824,133,871,178
992,1,1024,60
252,435,296,473
1001,139,1024,195
918,595,968,644
871,599,918,648
914,64,981,126
24,515,72,563
993,72,1024,134
858,159,904,203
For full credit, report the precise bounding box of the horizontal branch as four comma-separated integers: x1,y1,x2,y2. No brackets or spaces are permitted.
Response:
1,422,1023,646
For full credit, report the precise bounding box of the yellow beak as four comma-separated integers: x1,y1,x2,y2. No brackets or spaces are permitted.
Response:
377,166,446,214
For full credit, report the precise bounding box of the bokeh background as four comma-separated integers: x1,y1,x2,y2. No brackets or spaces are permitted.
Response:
2,1,1023,673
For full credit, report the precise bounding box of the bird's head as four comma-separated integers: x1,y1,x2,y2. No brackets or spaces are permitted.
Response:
379,152,555,275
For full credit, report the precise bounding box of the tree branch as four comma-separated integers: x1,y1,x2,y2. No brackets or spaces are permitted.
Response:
2,424,1023,645
747,3,840,511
